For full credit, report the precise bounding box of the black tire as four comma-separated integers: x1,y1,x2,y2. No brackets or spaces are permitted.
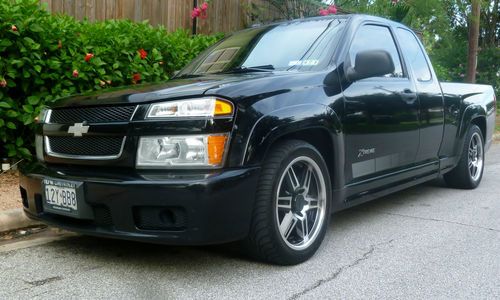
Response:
243,140,332,265
444,124,485,189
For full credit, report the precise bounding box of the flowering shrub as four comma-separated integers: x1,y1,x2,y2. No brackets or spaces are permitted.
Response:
0,0,221,159
319,5,338,16
192,1,210,19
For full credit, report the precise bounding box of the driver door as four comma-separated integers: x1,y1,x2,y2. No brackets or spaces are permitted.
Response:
342,24,420,185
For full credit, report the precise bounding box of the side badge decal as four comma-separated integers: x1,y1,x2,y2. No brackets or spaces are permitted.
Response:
358,148,376,158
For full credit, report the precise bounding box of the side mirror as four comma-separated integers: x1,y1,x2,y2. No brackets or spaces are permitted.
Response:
346,50,395,82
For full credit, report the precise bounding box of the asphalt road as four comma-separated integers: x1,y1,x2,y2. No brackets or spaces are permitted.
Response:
1,145,499,299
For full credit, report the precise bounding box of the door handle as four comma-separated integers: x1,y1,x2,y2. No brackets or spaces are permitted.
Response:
400,89,417,104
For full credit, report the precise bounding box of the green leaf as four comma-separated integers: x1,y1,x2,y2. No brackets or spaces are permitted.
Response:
16,137,23,147
6,122,16,129
30,23,43,32
34,65,42,73
7,149,16,157
0,102,11,109
6,110,18,118
23,37,35,44
27,96,40,105
18,147,32,158
10,59,24,67
23,117,34,125
23,105,34,113
0,39,12,47
47,60,62,70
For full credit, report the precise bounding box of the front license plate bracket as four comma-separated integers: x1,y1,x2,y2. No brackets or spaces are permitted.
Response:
42,178,93,219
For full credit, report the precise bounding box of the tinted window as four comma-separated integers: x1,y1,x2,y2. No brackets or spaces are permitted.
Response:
178,19,346,76
349,25,404,78
396,28,432,81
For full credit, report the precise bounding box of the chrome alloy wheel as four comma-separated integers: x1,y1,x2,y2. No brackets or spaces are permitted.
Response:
275,156,327,250
468,132,484,181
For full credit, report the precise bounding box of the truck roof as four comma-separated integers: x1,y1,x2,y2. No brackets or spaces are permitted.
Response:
256,14,412,32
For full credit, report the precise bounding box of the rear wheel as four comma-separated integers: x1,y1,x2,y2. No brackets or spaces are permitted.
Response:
444,124,484,189
244,140,331,265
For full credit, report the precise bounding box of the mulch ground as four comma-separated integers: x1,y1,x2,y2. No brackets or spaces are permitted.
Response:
0,171,22,211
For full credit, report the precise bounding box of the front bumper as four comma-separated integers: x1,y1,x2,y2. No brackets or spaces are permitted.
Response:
19,162,260,245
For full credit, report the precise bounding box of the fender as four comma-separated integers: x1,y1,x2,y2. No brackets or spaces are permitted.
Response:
242,103,345,189
455,103,486,158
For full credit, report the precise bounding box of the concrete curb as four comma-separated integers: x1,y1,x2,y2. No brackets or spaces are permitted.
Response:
0,208,43,233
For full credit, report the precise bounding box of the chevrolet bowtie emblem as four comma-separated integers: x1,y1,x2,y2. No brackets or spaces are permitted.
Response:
68,123,90,137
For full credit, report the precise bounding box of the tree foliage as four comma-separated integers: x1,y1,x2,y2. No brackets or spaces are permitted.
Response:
329,0,499,98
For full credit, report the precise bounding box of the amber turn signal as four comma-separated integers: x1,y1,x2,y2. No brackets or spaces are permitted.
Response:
214,99,233,116
207,135,228,165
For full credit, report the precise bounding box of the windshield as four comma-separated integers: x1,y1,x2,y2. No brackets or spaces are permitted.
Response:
177,18,346,76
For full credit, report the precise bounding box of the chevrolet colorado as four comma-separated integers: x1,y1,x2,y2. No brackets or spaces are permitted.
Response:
19,14,496,265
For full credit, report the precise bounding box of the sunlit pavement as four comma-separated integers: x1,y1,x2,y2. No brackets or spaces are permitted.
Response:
1,145,499,299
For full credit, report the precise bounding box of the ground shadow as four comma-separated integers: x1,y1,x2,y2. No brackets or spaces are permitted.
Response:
40,179,451,268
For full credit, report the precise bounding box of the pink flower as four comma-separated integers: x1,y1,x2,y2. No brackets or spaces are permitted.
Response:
319,9,329,16
391,0,399,5
327,5,337,14
11,25,17,32
0,79,7,88
201,2,208,11
72,69,79,78
191,7,202,19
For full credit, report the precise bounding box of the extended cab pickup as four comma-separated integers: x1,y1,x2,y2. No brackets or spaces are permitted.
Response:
20,14,496,265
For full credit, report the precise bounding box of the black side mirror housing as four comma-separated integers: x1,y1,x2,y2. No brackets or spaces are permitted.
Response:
346,50,395,82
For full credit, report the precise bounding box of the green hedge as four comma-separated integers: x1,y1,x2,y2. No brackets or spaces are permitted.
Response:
0,0,221,159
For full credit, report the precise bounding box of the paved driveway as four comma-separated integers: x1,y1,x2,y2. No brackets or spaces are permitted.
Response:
1,145,499,299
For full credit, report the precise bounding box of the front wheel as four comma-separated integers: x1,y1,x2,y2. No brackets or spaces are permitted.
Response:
244,140,331,265
444,124,485,189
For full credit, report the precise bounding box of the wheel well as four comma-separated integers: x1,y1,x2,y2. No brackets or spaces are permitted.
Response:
471,117,486,140
271,128,335,184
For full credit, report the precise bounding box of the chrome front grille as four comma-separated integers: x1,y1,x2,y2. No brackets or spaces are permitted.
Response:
49,105,136,124
43,105,135,160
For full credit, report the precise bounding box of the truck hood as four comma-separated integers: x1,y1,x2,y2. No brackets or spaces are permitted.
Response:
50,73,283,108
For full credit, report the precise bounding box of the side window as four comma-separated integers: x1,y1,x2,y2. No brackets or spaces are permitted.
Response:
396,28,432,81
349,25,404,78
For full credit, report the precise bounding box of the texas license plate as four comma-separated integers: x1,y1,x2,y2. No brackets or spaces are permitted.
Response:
42,178,83,217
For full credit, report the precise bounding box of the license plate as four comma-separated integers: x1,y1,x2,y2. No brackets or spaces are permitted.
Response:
42,178,82,217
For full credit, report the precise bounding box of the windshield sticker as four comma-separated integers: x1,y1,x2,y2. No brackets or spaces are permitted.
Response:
288,60,319,67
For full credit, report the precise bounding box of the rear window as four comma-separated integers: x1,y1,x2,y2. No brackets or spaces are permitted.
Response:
396,28,432,81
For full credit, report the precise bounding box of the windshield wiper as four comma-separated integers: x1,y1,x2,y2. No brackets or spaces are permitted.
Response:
222,65,275,74
174,74,204,79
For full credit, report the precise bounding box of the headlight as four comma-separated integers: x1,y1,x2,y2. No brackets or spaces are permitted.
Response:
146,97,233,119
136,134,229,168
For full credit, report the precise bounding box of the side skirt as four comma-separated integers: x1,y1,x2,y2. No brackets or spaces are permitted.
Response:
332,161,440,212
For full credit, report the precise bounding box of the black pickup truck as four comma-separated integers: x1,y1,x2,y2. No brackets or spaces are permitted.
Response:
20,14,496,265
